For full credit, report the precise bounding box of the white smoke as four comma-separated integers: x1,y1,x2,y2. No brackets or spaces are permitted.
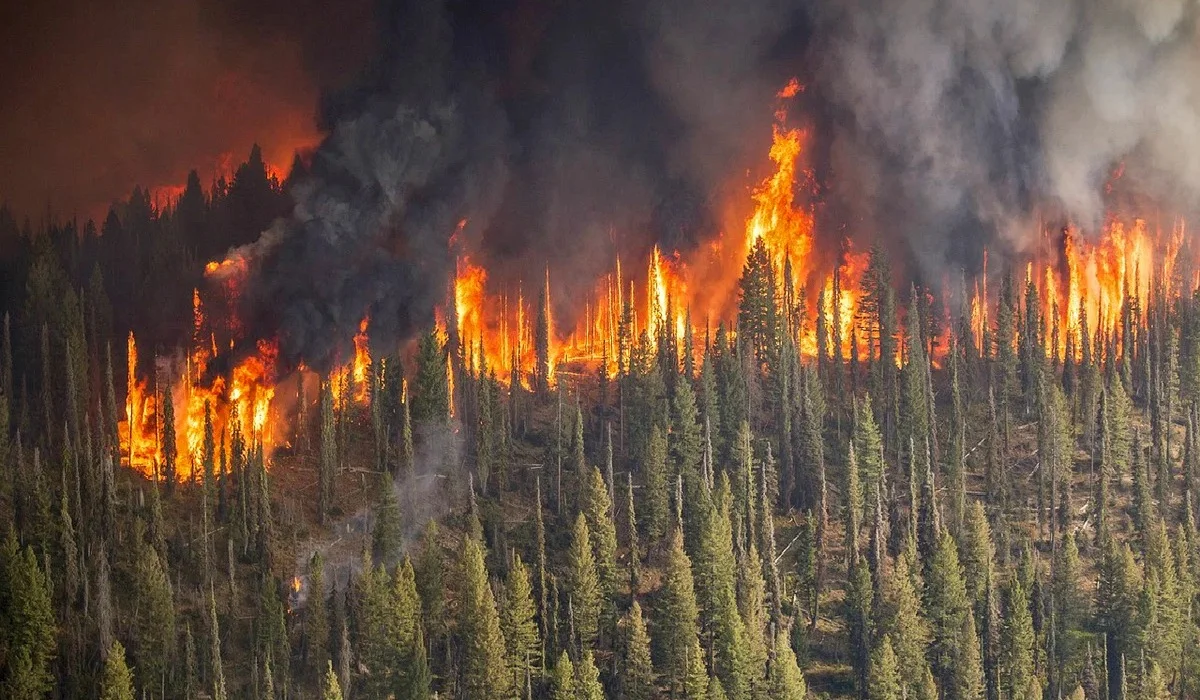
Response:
811,0,1200,271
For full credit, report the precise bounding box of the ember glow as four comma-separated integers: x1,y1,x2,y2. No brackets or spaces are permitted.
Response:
118,78,1200,481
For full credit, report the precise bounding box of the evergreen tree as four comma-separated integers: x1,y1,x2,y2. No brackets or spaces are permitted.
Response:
767,628,807,700
161,384,176,491
621,601,655,700
99,640,135,700
738,538,770,696
372,474,402,560
847,558,874,699
1051,530,1083,679
413,329,449,425
659,528,702,695
307,552,330,681
1002,576,1038,700
581,466,618,627
321,661,344,700
925,532,970,694
502,553,540,689
567,513,602,650
625,472,641,593
457,537,511,699
738,238,780,373
0,530,56,697
319,379,336,524
551,651,576,700
952,613,987,700
869,636,903,700
702,476,752,700
576,650,605,700
132,541,174,695
846,441,864,566
672,377,703,490
642,426,670,542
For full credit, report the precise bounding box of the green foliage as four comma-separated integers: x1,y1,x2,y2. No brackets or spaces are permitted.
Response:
567,513,602,650
0,530,56,697
621,601,655,700
576,650,605,700
660,527,702,694
869,636,902,700
581,466,618,620
99,640,135,700
321,661,344,700
457,537,510,699
551,650,576,700
642,426,670,542
767,628,807,700
413,329,449,425
1002,576,1037,700
372,474,402,560
502,554,540,687
925,532,970,694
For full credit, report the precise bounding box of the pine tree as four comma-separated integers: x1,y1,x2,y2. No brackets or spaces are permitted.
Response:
203,400,216,518
625,472,641,593
672,377,703,491
738,238,780,373
576,650,605,700
846,440,864,566
567,513,602,650
319,379,336,524
952,613,987,700
767,628,807,700
99,640,135,700
847,558,874,699
321,661,344,700
209,582,228,700
0,531,56,697
659,527,702,695
372,474,402,560
703,475,752,700
535,273,552,394
621,601,655,700
161,384,176,491
551,651,575,700
961,502,995,618
581,466,618,628
738,538,770,696
457,537,511,699
1051,530,1082,678
307,552,330,680
1098,537,1141,700
925,532,970,694
132,541,174,695
1003,576,1037,700
413,329,450,424
869,636,903,700
642,426,670,542
502,553,540,689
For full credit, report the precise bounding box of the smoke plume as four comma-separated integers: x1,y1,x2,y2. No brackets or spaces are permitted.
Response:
807,0,1200,274
227,0,1200,367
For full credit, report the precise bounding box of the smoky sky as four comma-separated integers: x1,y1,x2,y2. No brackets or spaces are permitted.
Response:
0,0,374,220
6,0,1200,368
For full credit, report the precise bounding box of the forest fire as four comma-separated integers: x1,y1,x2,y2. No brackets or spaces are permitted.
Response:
117,78,1199,482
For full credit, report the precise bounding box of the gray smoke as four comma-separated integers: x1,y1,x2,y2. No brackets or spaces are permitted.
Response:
233,0,1200,369
241,93,508,370
809,0,1200,274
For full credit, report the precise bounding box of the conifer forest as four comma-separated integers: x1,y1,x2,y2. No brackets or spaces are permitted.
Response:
6,1,1200,700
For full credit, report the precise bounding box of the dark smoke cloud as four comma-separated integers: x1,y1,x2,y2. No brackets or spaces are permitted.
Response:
806,0,1200,275
12,0,1198,367
0,0,372,219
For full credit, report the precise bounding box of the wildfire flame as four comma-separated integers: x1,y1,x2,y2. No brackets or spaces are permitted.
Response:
120,78,1199,483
